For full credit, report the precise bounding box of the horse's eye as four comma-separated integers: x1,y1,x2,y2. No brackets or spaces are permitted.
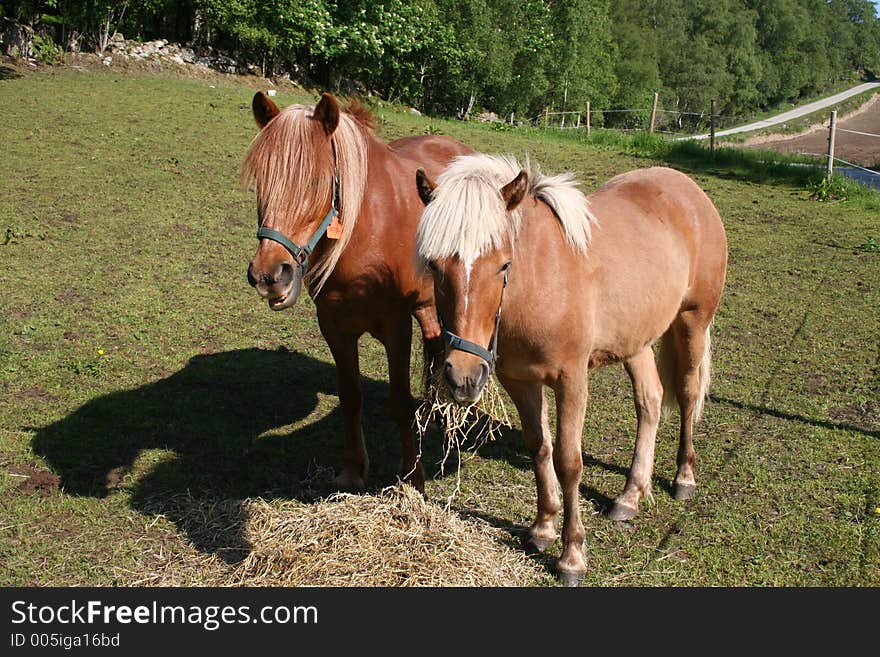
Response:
500,262,511,272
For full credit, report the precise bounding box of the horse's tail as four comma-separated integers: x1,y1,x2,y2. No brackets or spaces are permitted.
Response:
658,323,712,423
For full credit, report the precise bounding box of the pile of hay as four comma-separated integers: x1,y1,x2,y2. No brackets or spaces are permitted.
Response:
134,485,544,587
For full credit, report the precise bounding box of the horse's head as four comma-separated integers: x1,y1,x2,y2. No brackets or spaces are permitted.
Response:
416,167,527,404
244,92,342,310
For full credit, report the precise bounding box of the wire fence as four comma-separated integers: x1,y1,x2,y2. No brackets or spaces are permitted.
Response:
516,99,880,190
836,127,880,139
522,104,744,136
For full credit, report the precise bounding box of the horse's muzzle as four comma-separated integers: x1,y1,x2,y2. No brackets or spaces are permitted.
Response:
444,358,489,404
247,259,303,311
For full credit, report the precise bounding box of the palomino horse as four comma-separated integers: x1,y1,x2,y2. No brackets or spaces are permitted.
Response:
415,156,727,584
244,92,471,491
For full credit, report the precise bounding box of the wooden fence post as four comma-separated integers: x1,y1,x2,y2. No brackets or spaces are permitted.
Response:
826,110,838,182
649,92,659,133
586,101,591,136
710,99,717,154
543,106,549,127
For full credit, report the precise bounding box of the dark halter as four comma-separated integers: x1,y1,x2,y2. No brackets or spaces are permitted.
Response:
438,267,509,373
256,142,339,275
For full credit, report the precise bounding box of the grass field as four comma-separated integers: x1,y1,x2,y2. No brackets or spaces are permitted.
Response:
1,62,878,586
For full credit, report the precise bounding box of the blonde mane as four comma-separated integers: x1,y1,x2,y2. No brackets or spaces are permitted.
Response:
416,154,596,266
242,102,369,293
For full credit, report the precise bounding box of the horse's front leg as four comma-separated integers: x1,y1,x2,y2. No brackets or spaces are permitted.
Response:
320,321,368,491
499,375,560,553
382,313,426,492
609,346,663,520
552,368,590,586
413,304,445,393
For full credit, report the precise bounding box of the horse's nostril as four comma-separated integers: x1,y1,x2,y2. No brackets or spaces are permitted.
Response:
277,262,294,288
476,362,490,388
444,361,456,387
246,262,257,287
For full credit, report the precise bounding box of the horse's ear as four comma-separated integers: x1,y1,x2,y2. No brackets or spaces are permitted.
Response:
252,92,280,129
416,169,437,206
501,170,528,211
313,93,340,136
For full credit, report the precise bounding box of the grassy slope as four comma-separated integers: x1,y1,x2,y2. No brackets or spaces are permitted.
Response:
1,65,877,586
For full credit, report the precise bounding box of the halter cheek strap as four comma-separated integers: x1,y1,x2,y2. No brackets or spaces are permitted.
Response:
439,268,509,373
256,206,336,274
256,141,340,275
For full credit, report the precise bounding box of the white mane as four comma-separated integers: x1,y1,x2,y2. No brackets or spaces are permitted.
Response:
416,154,596,266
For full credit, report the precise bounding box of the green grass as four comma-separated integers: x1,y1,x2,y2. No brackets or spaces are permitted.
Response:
1,63,878,586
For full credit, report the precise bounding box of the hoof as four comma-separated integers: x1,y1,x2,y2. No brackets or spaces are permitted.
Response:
557,569,584,587
523,532,557,554
608,501,638,521
333,472,366,492
674,483,696,501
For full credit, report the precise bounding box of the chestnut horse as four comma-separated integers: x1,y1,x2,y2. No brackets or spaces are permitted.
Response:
415,156,727,584
244,92,471,491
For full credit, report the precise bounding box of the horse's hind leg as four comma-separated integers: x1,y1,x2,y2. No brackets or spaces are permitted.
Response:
667,312,712,501
382,313,426,492
498,375,560,553
321,325,368,492
609,346,664,521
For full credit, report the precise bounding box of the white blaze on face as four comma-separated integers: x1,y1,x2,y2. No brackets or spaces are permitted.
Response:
462,259,473,313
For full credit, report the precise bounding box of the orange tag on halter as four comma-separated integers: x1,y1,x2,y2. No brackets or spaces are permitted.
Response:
326,215,343,239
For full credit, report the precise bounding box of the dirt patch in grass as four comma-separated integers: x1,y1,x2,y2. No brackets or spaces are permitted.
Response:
828,403,879,432
746,94,880,167
7,462,61,496
18,387,59,403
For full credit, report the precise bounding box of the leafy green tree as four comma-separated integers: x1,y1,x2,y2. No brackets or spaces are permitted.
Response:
609,0,661,123
544,0,617,118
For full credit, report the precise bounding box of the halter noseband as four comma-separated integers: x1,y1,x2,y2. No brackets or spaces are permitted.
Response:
438,267,509,373
255,142,339,275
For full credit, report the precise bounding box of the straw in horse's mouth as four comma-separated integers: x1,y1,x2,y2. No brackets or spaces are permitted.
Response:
415,371,512,506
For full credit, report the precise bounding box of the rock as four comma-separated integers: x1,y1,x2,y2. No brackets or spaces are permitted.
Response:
408,107,422,115
215,54,237,73
102,56,112,66
476,111,501,123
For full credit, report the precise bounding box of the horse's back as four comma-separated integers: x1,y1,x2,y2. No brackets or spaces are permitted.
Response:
389,134,473,177
582,167,727,349
592,166,727,302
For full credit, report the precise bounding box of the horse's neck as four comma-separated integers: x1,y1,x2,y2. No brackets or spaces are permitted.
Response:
507,199,583,312
322,135,415,277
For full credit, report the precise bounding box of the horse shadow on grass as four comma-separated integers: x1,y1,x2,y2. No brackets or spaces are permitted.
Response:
31,347,450,562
